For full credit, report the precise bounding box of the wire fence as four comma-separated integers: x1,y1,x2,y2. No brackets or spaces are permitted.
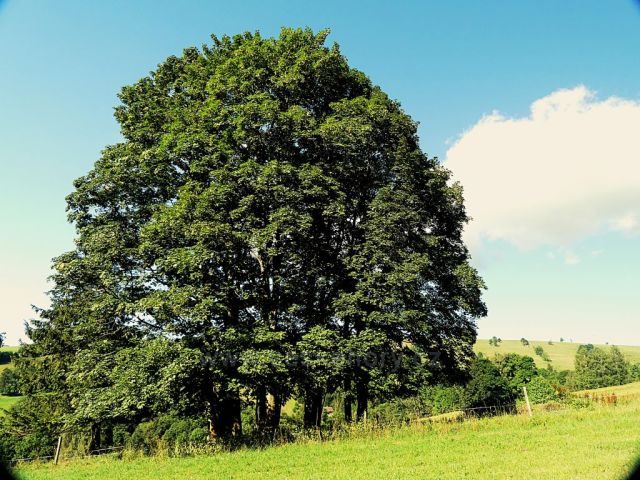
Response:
5,389,638,466
7,446,124,466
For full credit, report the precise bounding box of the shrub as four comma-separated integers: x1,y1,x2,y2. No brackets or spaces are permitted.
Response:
628,363,640,383
0,368,20,395
539,366,571,388
534,346,544,357
128,415,209,455
464,358,514,412
494,353,537,395
370,396,426,426
526,376,557,404
419,385,465,415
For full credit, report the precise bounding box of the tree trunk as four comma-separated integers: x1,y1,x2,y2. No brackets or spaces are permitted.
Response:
266,390,281,431
356,379,368,421
88,424,101,452
256,385,268,429
221,392,242,437
304,390,323,428
343,378,353,423
208,389,242,440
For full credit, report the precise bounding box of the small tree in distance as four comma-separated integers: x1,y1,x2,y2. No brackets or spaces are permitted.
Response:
520,338,529,346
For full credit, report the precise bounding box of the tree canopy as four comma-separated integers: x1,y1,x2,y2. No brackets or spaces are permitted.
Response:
10,28,485,443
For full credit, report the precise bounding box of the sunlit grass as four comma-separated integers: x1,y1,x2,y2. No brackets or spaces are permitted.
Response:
0,394,22,414
15,399,640,479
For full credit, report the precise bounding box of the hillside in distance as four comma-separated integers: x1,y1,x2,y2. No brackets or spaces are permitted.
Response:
474,339,640,370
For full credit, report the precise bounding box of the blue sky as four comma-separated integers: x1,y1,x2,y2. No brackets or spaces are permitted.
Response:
1,0,639,345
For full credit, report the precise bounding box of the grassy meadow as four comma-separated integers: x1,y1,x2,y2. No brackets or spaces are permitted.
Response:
0,346,21,414
0,394,22,413
474,339,640,370
575,381,640,397
0,345,18,373
15,399,640,480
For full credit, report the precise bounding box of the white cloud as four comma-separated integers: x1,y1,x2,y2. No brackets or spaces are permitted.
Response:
445,86,640,253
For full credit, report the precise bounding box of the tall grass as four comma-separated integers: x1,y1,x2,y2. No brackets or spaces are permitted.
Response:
15,398,640,480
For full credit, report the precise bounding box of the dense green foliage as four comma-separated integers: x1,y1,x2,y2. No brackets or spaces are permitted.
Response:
525,375,557,404
2,28,486,460
494,353,537,395
0,368,20,396
572,345,629,390
463,358,513,410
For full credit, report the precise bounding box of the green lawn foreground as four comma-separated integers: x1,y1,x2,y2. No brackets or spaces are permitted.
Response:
474,339,640,370
16,401,640,480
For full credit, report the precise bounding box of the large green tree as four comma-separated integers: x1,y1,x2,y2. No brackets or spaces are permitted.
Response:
573,344,628,390
18,28,485,442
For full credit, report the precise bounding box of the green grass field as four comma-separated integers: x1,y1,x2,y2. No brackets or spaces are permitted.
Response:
576,381,640,397
0,345,19,373
474,339,640,370
15,400,640,480
0,394,22,413
0,346,22,415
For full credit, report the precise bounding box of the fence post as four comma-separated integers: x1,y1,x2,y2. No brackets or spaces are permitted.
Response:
523,387,533,417
54,436,62,465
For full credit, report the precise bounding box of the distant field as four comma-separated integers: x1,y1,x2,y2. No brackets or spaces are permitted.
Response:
0,347,22,415
1,346,20,353
0,394,22,413
575,381,640,397
16,398,640,480
0,345,18,372
474,339,640,370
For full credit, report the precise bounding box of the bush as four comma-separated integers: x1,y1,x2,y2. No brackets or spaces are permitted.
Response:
464,358,514,412
0,351,14,365
162,417,208,450
526,376,557,404
538,366,571,388
419,385,465,415
370,396,427,426
127,415,210,455
0,368,20,395
494,353,537,395
627,363,640,383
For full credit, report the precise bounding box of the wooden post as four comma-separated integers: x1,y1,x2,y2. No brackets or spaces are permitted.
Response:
54,436,62,465
523,386,533,417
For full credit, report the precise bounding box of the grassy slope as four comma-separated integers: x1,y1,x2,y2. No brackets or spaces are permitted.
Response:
17,402,640,480
575,381,640,396
0,346,22,414
474,339,640,370
0,394,22,412
0,345,19,372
